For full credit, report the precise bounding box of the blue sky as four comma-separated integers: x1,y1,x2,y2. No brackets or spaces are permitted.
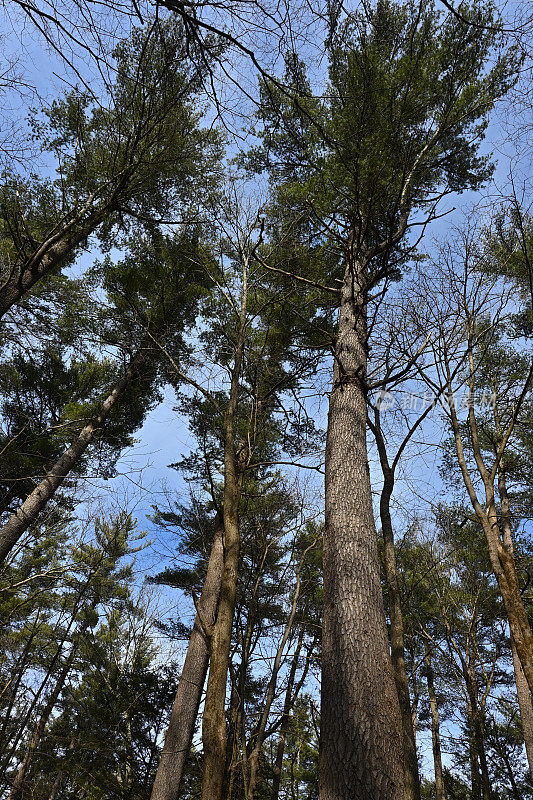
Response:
1,0,531,783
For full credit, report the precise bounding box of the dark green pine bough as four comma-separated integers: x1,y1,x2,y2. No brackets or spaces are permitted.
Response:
249,1,519,797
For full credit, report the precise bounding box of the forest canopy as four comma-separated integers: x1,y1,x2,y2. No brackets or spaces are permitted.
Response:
0,2,531,800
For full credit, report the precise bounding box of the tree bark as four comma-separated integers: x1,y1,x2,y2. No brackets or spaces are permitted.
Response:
511,636,533,777
379,468,421,800
319,263,404,800
201,285,247,800
467,698,482,800
0,205,108,319
447,378,533,695
150,515,224,800
497,468,533,776
423,645,446,800
0,349,145,565
465,666,492,800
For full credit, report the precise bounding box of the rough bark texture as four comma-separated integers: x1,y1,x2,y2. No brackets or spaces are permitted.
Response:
380,474,421,800
511,636,533,777
424,646,446,800
319,264,404,800
150,516,224,800
0,350,144,565
200,453,241,800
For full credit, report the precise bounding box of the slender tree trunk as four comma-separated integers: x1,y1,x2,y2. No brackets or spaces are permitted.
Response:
498,468,533,775
47,734,76,800
465,668,492,800
448,384,533,694
150,515,225,800
7,645,77,800
423,645,446,800
47,772,62,800
379,471,421,800
0,349,145,565
245,548,313,799
201,288,247,800
0,205,108,319
2,610,80,774
467,698,482,800
270,629,306,800
502,746,522,800
0,621,40,748
320,263,404,800
223,668,242,800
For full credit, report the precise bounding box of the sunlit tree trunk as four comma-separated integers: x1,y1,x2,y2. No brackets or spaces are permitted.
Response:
320,262,404,800
150,515,224,800
0,350,145,565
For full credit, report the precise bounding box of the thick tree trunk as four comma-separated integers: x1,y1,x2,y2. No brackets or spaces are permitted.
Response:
0,350,144,565
423,645,446,800
7,645,76,800
200,457,241,800
380,475,421,800
150,516,225,800
319,264,404,800
483,509,533,694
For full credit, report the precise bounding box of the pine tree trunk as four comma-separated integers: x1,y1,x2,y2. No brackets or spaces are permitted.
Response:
319,263,404,800
0,207,107,319
200,459,241,800
201,295,247,800
511,636,533,776
150,516,224,800
465,669,492,800
380,474,421,800
0,350,144,565
467,699,482,800
424,645,446,800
